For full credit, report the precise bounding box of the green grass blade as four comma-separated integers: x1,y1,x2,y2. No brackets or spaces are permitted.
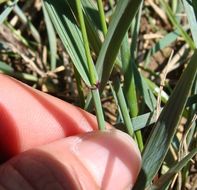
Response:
122,35,138,117
0,0,18,24
43,0,91,86
75,0,97,85
76,0,105,130
2,71,38,82
91,88,106,130
123,11,157,112
159,0,195,49
67,0,102,55
95,0,143,92
133,50,197,189
136,74,157,111
131,110,158,131
145,28,181,66
149,147,197,190
81,0,102,55
42,1,57,70
146,78,169,103
132,93,196,130
5,21,29,46
185,77,197,150
96,0,107,35
81,0,102,32
13,4,41,43
116,94,196,131
0,60,13,72
121,4,144,150
183,0,197,47
113,76,134,137
84,0,143,110
0,61,37,82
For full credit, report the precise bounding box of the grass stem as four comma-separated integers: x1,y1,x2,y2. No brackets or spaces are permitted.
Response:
113,75,134,137
76,0,105,130
96,0,108,35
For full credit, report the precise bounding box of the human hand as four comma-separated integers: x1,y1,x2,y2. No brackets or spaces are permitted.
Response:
0,74,141,190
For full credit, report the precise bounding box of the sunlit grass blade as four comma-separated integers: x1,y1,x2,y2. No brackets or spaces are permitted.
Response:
4,21,29,46
43,0,91,86
121,35,142,116
133,50,197,189
183,0,197,47
159,0,195,50
149,147,197,190
121,34,138,118
42,1,57,70
0,0,18,24
146,78,169,103
121,10,157,113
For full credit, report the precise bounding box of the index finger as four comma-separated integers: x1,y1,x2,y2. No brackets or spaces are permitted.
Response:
0,74,109,160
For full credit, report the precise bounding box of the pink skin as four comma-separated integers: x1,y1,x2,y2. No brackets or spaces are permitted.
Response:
0,74,141,189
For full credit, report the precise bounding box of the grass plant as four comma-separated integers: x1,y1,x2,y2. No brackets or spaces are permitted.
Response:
0,0,196,189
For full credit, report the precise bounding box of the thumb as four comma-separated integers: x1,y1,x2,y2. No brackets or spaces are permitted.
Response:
0,130,141,190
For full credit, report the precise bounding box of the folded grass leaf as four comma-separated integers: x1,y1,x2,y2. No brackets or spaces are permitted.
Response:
43,0,91,86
